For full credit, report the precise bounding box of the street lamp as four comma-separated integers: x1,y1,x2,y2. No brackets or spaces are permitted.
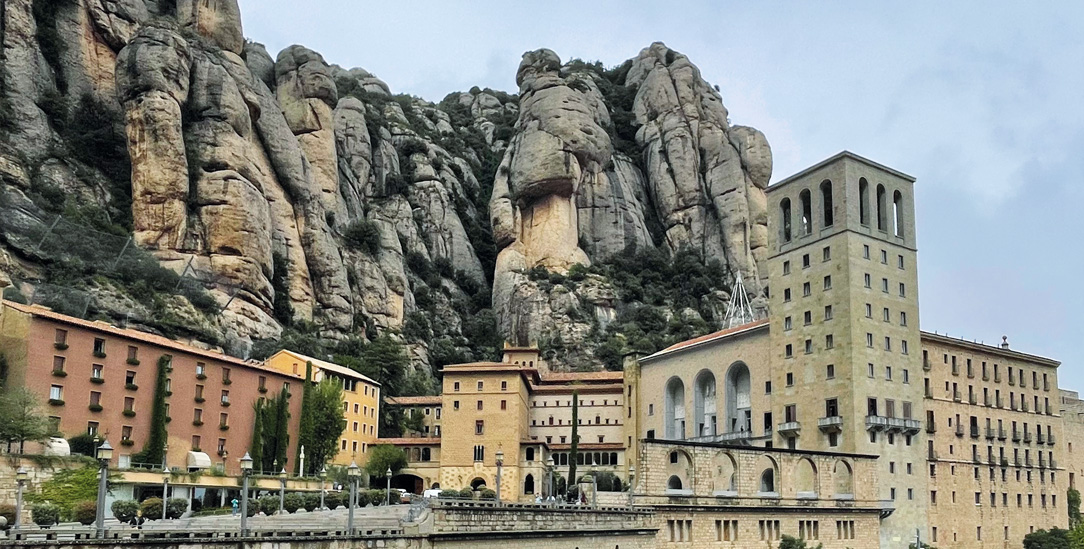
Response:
591,471,597,507
95,439,113,539
385,467,392,505
494,450,504,503
278,468,287,514
318,466,327,511
627,465,635,507
161,470,170,520
239,452,253,537
546,456,555,503
14,467,28,531
347,461,359,535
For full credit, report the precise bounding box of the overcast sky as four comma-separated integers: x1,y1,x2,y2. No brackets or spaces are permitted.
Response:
239,1,1084,390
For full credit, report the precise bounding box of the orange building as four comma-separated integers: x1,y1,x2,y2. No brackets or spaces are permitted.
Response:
0,300,304,475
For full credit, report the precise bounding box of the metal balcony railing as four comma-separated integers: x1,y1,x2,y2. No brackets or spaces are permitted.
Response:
1048,433,1056,445
866,416,889,432
955,424,964,437
923,359,931,372
926,421,936,434
1037,431,1045,444
995,372,1002,383
1024,432,1032,444
925,387,934,398
969,394,977,405
953,390,962,402
1012,430,1021,442
817,416,843,433
1022,401,1030,413
997,428,1007,440
985,427,996,440
982,372,990,382
970,426,980,439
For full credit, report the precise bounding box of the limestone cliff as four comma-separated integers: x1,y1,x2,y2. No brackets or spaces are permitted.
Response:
0,0,768,374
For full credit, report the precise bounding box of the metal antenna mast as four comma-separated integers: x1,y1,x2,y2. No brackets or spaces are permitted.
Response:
722,271,756,329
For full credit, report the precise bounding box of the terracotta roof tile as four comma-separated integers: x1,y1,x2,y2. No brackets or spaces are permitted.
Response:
658,319,769,353
539,371,624,382
385,396,442,406
376,437,441,445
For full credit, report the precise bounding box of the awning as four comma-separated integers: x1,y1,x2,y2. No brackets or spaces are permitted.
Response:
187,451,212,469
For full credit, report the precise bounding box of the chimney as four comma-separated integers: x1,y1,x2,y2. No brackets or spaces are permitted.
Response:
1001,336,1010,349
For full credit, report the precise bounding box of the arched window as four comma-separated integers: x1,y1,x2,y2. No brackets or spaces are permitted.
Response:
760,469,775,493
780,198,792,242
526,447,535,461
713,452,738,493
893,190,904,237
820,180,834,227
799,189,812,235
795,458,818,497
667,475,683,490
524,474,535,494
694,370,718,437
725,363,752,434
664,377,686,439
876,184,887,231
859,178,870,226
833,460,854,497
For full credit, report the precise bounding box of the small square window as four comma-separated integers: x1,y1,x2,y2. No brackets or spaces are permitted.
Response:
864,274,871,288
825,334,834,349
765,381,772,394
477,381,484,391
786,372,794,386
881,250,888,264
822,246,831,261
784,316,792,330
898,255,905,269
824,305,833,320
823,275,832,290
802,254,810,268
783,261,791,275
863,245,870,259
475,420,484,435
826,364,835,379
802,282,811,297
784,288,791,302
785,344,793,358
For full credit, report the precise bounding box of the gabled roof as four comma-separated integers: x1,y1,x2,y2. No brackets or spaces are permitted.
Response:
539,371,624,383
385,395,442,406
640,319,769,364
267,349,380,385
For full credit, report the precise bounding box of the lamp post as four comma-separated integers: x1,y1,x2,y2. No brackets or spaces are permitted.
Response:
239,452,253,537
14,467,28,531
627,465,635,507
347,461,359,535
494,450,504,503
591,471,597,507
318,466,327,511
278,469,287,514
546,456,555,503
161,470,170,520
385,467,392,505
94,440,113,539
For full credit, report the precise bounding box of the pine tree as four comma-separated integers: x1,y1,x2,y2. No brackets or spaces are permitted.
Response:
567,389,579,502
249,399,264,472
132,355,169,465
295,361,315,474
272,385,290,471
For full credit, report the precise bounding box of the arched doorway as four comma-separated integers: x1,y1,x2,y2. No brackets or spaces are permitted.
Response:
391,473,424,495
524,474,535,494
470,477,488,490
725,362,752,433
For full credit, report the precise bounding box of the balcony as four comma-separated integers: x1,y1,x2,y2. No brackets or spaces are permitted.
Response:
996,396,1003,408
1051,458,1058,469
818,416,843,433
924,386,934,398
1048,434,1056,445
926,420,936,434
1026,457,1034,468
887,418,922,434
982,373,990,382
955,424,965,437
718,431,755,443
1039,456,1046,469
923,359,931,372
777,421,801,435
1011,401,1019,411
1046,403,1052,415
998,428,1007,441
866,416,889,432
953,390,962,402
1022,401,1030,413
970,426,980,439
995,372,1002,383
985,427,996,440
984,395,991,407
968,394,977,405
1024,432,1032,444
1012,430,1021,442
928,448,939,460
1000,457,1010,467
1037,431,1045,444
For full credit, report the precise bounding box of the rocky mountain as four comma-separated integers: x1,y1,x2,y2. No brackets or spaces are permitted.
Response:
0,0,771,380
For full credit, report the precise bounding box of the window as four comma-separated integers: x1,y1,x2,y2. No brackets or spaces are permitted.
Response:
477,381,484,391
868,363,875,378
91,364,103,379
125,370,136,385
802,253,811,268
864,273,871,288
453,382,460,392
823,275,832,290
475,420,484,435
825,334,834,349
195,385,204,399
121,425,133,441
781,198,793,242
881,249,888,264
863,244,870,258
52,356,65,374
783,260,791,275
192,435,201,450
822,246,831,261
824,305,833,320
866,333,874,347
865,303,872,318
500,400,507,410
222,368,231,383
89,391,101,406
802,282,811,297
196,362,205,376
93,338,105,355
902,340,909,354
883,307,891,322
127,346,138,362
784,317,792,330
193,409,203,423
765,381,772,394
804,311,812,325
258,376,266,391
476,400,483,410
500,381,507,391
826,364,835,379
784,288,791,302
473,445,484,461
785,344,793,358
219,413,228,428
124,397,134,412
899,282,906,297
804,339,813,354
900,311,908,326
786,373,794,386
882,278,889,292
884,336,892,351
898,255,905,269
221,390,229,405
800,189,812,235
903,369,910,384
50,385,63,400
54,329,67,346
87,421,99,436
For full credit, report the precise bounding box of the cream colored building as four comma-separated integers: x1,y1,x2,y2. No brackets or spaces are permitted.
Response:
264,350,381,466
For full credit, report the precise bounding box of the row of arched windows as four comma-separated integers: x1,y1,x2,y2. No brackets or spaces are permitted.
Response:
779,179,905,244
663,449,855,498
664,364,752,440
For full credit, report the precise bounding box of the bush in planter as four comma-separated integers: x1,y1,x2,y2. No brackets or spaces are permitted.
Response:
31,503,59,528
139,497,162,520
0,503,15,529
72,501,96,525
323,491,343,509
282,492,303,513
257,495,279,516
302,492,320,512
111,500,138,523
165,498,188,519
365,489,386,506
478,488,496,501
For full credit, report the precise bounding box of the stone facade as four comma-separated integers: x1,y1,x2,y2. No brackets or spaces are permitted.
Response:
1060,390,1084,493
923,334,1066,546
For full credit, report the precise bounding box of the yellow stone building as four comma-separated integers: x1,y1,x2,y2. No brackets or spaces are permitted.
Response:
264,350,380,465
